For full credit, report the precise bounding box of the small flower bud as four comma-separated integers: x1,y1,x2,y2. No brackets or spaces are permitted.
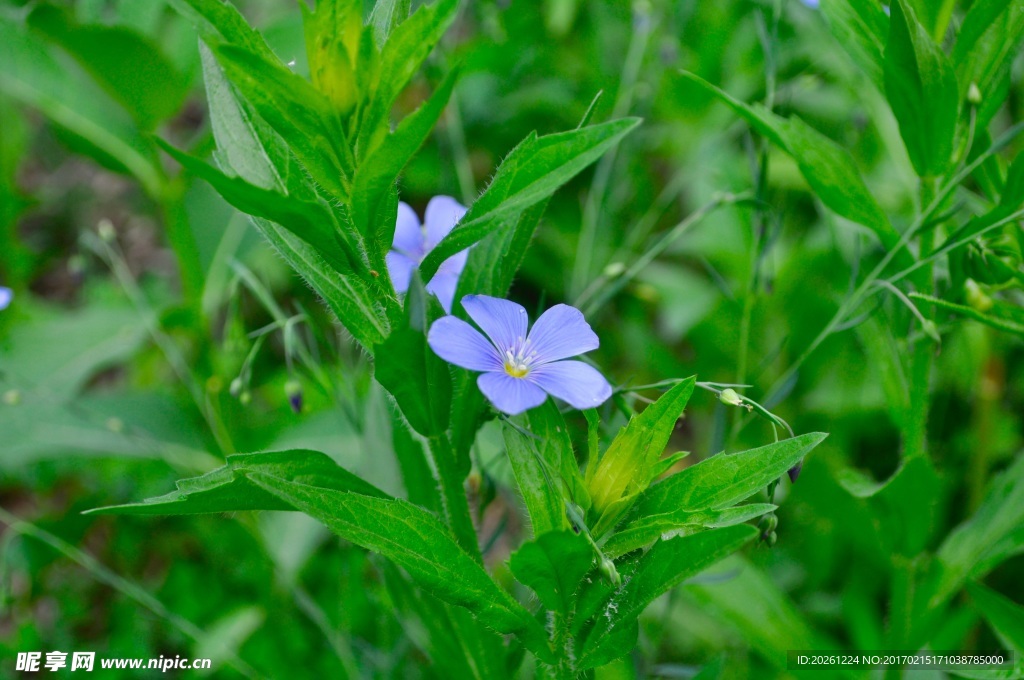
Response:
599,557,622,587
761,530,777,547
603,262,626,278
719,388,743,406
965,279,994,312
759,514,778,533
239,390,252,406
3,389,20,406
229,377,245,398
788,460,803,483
967,82,982,106
97,219,116,242
285,379,303,414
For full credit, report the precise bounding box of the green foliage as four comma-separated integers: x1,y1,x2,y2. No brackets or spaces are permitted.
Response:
5,0,1024,677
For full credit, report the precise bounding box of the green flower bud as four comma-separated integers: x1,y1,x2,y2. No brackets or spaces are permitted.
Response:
599,557,622,587
967,82,982,105
719,388,743,406
229,377,245,398
965,279,994,312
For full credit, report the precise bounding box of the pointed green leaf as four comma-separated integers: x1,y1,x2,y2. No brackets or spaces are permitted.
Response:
952,0,1024,133
819,0,888,90
86,450,388,515
884,0,960,177
244,472,553,660
420,118,640,281
509,530,593,617
683,72,901,252
577,525,758,668
586,378,696,537
967,582,1024,656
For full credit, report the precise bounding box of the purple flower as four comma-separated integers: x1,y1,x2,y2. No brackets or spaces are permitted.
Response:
427,295,613,415
386,196,469,313
0,287,11,311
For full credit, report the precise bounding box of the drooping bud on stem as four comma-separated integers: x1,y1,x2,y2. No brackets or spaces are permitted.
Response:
285,379,303,414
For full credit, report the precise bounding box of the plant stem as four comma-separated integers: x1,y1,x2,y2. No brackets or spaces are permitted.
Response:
428,434,481,562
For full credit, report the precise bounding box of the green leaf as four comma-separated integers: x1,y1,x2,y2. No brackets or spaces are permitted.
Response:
389,403,440,513
0,18,162,197
819,0,889,90
374,285,452,437
420,118,641,281
509,530,593,617
27,5,187,128
357,0,459,156
576,525,757,668
211,43,352,195
86,450,388,515
502,431,565,537
200,45,390,347
952,0,1024,133
158,141,353,274
688,556,825,670
633,433,827,516
682,73,901,252
352,66,459,248
601,504,776,559
167,0,277,61
244,472,553,659
928,454,1024,609
586,378,696,538
884,0,960,177
369,0,412,47
967,583,1024,656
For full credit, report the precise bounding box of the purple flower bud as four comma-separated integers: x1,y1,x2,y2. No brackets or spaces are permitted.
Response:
788,460,803,483
285,379,303,414
0,287,12,311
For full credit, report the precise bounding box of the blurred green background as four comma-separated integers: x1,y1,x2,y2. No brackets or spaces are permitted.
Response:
1,0,1022,677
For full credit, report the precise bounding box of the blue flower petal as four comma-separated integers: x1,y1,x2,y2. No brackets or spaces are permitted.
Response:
526,304,599,364
423,195,467,249
478,372,548,415
427,316,502,372
426,269,459,313
392,202,424,257
0,287,11,311
386,252,417,294
461,295,528,352
528,360,612,409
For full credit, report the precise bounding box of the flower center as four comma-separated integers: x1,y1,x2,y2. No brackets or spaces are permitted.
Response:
503,337,536,379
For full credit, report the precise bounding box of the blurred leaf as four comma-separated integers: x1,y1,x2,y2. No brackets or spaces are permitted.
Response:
952,0,1024,132
884,0,960,177
509,530,592,617
576,526,758,669
27,5,187,128
683,73,901,252
87,449,388,515
819,0,888,90
928,454,1024,608
420,118,641,281
194,606,265,674
244,471,554,660
688,556,826,670
967,583,1024,656
0,18,162,196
